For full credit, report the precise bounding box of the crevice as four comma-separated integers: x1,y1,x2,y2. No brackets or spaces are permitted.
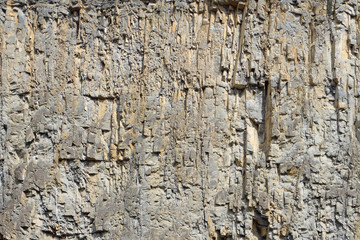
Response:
326,0,334,19
184,88,189,121
242,90,248,200
308,18,316,86
262,80,272,166
329,0,336,86
252,209,269,239
142,16,148,75
232,1,248,89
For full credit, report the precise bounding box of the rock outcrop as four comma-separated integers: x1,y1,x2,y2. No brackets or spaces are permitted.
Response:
0,0,360,239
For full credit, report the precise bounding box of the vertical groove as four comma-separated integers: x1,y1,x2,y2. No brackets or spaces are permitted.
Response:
232,2,248,88
242,90,248,200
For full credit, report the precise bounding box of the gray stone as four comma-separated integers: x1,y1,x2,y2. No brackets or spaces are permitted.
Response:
0,0,359,239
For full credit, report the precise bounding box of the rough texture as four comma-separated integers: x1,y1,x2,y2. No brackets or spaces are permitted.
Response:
0,0,360,239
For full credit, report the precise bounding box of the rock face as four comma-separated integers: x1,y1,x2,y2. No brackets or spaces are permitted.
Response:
0,0,360,239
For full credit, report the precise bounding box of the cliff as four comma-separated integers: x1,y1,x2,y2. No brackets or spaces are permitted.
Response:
0,0,360,239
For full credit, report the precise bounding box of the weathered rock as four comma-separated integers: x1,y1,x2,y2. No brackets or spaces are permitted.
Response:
0,0,360,239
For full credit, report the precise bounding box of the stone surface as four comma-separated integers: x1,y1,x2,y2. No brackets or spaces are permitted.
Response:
0,0,360,239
